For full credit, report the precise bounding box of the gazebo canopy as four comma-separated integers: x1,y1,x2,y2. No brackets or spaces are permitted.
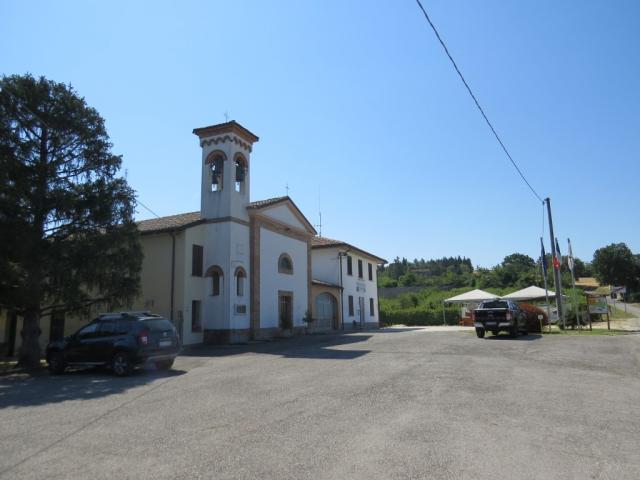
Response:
501,286,557,301
444,289,499,304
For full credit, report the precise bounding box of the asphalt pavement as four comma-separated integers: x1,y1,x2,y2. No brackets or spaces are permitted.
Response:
1,328,639,479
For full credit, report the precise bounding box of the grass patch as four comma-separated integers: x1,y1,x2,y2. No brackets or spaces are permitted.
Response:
542,328,629,336
610,306,635,319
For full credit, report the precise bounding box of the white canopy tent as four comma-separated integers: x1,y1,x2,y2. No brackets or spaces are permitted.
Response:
443,289,499,326
444,289,499,304
501,286,558,302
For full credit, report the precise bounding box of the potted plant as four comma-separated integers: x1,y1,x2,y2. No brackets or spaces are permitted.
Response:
302,310,315,333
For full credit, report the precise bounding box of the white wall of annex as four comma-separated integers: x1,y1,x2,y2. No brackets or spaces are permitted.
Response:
340,253,379,324
259,228,308,329
311,248,341,285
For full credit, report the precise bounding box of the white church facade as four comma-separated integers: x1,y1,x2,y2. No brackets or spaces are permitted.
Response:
132,121,387,345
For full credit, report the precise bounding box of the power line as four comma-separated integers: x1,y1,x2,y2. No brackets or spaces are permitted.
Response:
414,0,544,204
137,199,161,219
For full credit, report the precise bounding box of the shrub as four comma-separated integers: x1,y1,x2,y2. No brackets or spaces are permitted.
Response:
380,308,459,326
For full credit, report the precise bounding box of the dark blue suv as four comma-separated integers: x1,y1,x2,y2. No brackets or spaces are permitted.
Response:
46,312,181,376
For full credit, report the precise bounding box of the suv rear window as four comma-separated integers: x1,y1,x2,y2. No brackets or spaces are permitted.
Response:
481,301,509,309
141,318,174,332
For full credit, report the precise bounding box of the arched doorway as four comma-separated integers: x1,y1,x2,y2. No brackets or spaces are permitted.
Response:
315,293,337,331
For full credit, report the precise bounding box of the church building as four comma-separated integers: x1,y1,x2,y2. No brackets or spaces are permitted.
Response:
133,121,387,345
0,121,387,353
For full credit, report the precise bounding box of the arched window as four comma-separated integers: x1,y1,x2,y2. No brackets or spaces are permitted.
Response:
206,152,225,192
235,267,246,297
278,253,293,274
234,153,247,193
205,265,224,296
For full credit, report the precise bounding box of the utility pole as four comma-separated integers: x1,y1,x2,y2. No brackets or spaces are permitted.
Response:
545,198,564,328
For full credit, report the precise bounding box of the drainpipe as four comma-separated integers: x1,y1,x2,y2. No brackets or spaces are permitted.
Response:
170,231,176,323
338,252,345,331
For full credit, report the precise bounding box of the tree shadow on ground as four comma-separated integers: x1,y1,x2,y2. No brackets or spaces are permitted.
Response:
182,332,373,361
0,333,375,409
376,327,429,333
0,364,186,409
485,334,543,342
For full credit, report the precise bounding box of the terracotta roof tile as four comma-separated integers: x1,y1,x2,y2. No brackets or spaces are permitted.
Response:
312,279,343,289
136,196,293,234
136,211,201,233
311,236,387,264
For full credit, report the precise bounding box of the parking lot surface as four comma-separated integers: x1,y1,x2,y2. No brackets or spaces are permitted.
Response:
1,328,639,479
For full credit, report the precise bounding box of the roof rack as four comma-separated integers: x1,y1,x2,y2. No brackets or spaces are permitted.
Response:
98,311,161,318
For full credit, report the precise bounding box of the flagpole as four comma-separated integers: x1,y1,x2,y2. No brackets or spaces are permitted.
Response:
567,238,581,332
545,198,564,329
540,237,552,333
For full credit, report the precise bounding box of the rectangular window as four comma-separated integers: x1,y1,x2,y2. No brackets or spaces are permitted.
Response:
348,295,354,317
357,259,363,278
191,300,202,332
192,245,203,277
369,298,375,316
368,263,373,281
347,255,353,276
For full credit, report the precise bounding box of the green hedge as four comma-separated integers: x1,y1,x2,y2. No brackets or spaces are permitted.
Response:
380,308,460,326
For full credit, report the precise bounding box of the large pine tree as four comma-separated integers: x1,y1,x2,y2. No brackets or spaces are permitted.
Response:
0,74,142,367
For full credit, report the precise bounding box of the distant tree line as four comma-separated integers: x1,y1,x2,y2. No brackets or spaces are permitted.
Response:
378,243,640,303
378,243,640,326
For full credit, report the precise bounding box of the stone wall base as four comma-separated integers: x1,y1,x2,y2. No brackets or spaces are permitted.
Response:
203,329,250,344
204,326,310,344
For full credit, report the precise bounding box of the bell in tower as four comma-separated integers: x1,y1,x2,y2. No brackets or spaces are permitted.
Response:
192,121,259,221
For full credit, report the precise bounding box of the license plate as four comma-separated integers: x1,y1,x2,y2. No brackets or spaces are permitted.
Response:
159,340,172,347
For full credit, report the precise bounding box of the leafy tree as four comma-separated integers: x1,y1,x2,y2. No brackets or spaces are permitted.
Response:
501,253,536,271
592,243,638,290
0,75,142,367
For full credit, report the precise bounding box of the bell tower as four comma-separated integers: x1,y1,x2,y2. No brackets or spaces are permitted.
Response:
192,121,259,344
193,121,259,221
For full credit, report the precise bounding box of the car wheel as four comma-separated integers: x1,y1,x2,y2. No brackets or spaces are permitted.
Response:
475,328,485,338
48,351,66,375
112,352,133,377
156,359,175,370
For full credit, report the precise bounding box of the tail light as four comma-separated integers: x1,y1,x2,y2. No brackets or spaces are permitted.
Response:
505,311,512,321
138,330,149,345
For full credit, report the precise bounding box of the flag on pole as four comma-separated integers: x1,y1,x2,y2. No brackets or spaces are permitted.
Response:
554,237,562,270
567,238,575,272
540,237,548,276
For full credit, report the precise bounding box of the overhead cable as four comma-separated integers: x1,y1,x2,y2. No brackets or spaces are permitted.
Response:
414,0,544,203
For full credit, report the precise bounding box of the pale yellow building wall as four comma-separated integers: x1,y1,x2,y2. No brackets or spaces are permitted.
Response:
132,232,175,320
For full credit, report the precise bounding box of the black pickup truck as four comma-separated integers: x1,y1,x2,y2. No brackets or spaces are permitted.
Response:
473,300,527,338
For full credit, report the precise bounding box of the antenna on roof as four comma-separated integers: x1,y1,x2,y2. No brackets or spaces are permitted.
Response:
224,110,230,122
314,189,322,236
285,182,290,196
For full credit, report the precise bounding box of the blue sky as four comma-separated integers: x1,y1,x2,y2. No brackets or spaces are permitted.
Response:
3,0,639,267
